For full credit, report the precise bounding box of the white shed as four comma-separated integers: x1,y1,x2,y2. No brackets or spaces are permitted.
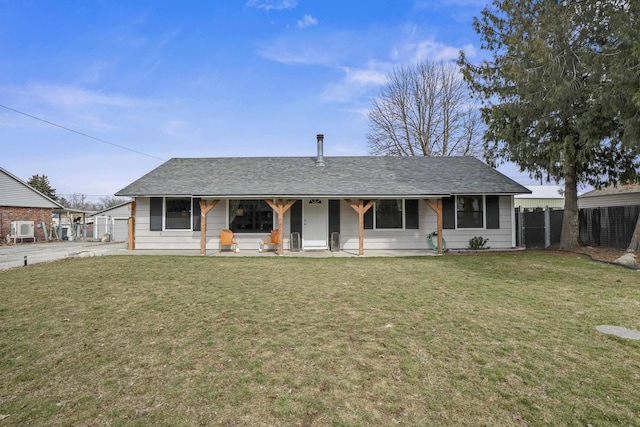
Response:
90,201,132,242
514,185,564,211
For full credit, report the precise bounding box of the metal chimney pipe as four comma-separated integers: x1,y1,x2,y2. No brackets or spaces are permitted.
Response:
316,134,325,166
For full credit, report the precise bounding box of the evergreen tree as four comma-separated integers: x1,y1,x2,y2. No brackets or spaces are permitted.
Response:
28,174,58,201
459,0,640,250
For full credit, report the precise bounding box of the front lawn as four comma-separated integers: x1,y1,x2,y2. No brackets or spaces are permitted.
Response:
1,252,638,426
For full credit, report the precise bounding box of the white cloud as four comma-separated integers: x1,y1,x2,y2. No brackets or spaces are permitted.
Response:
257,29,380,67
257,39,334,65
297,14,317,29
33,85,143,109
256,24,476,105
321,65,389,103
407,39,460,62
344,67,388,86
0,83,159,133
389,27,478,64
246,0,297,11
459,43,477,59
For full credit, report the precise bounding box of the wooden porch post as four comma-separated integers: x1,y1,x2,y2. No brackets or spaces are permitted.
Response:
199,200,219,255
265,199,296,255
425,199,443,255
346,199,375,256
128,200,136,251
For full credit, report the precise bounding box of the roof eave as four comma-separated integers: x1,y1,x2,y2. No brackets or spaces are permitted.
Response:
119,192,526,199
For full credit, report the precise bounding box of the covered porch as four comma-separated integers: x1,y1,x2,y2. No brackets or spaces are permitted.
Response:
146,197,447,256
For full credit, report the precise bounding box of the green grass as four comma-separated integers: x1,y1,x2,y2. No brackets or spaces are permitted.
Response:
1,252,639,426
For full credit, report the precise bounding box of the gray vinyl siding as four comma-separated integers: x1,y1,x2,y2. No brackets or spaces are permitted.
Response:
0,170,60,208
338,197,515,251
91,203,131,240
431,196,515,249
578,194,640,209
133,196,516,251
339,200,430,250
112,218,129,241
134,197,204,251
94,204,131,218
134,198,289,251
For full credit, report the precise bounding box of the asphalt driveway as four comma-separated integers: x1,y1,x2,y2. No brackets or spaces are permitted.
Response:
0,241,128,271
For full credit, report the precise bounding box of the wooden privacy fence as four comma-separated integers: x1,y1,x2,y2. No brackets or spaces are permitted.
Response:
579,205,640,249
517,205,639,249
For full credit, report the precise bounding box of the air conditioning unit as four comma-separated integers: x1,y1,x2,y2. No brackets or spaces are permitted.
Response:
11,221,35,239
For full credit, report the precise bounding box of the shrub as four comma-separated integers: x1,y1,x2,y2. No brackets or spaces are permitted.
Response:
468,236,489,250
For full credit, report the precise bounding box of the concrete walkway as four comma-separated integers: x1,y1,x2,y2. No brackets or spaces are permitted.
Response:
0,241,438,271
0,241,129,271
596,325,640,340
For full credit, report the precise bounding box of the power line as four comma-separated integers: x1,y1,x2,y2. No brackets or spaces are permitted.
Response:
0,103,166,161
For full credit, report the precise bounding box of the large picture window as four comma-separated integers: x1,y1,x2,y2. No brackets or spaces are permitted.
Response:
229,200,273,233
375,199,403,229
165,197,192,229
456,196,484,228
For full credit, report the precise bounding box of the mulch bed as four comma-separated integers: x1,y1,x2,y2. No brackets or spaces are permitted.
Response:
532,244,638,268
565,245,638,267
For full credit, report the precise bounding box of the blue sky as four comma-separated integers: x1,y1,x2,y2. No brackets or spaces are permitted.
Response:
1,0,538,202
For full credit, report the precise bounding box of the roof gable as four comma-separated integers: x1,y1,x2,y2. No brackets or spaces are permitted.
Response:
0,167,63,208
90,201,132,217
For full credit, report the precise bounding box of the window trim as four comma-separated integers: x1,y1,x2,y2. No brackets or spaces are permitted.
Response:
372,199,406,230
363,199,420,231
163,196,193,231
455,195,486,230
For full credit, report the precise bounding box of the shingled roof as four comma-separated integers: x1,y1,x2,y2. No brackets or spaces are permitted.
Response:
116,156,530,198
579,183,640,198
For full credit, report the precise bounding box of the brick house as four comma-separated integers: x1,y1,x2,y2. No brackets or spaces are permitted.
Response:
0,166,63,243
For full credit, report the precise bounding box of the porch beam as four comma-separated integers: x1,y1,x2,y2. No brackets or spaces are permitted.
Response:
128,200,136,251
345,199,375,255
424,199,443,255
265,199,296,255
199,199,219,255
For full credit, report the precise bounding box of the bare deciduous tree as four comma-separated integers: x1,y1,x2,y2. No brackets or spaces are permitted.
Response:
63,193,88,210
98,196,129,210
367,60,483,157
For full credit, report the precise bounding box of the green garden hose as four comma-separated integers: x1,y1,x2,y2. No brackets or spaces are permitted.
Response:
428,231,447,251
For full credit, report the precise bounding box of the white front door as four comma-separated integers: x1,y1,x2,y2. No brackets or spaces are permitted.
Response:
303,198,328,249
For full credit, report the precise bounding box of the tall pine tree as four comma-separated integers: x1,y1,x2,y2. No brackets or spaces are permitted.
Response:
28,174,58,201
459,0,640,250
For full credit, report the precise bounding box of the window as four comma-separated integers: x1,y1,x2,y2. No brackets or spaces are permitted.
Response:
229,200,273,233
363,199,419,230
165,197,192,229
376,199,403,229
456,196,484,228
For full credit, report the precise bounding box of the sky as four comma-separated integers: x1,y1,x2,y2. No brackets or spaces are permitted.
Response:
1,0,541,203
